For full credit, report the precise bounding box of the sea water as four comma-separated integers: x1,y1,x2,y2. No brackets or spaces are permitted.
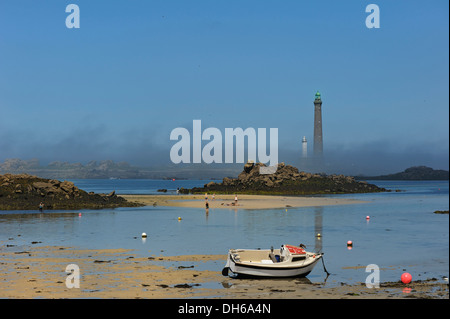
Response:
0,180,448,286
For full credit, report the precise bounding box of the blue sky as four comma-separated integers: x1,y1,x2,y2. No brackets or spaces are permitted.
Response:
0,0,448,175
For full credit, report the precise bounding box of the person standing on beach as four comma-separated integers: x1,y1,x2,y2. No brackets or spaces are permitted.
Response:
205,193,208,201
234,194,238,206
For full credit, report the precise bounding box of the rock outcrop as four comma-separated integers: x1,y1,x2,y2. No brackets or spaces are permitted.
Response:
180,162,386,195
0,174,143,210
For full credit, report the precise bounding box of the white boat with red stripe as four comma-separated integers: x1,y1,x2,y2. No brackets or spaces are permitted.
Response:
222,244,323,278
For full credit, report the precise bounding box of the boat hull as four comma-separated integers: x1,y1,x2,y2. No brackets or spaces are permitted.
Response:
223,251,323,278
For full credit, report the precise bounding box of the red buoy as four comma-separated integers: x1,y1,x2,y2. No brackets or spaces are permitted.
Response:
401,272,412,284
347,241,353,250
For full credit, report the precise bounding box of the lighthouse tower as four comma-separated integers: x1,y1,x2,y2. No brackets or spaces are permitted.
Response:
313,91,323,157
302,136,307,158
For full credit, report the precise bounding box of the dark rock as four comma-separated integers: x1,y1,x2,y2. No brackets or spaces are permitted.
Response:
243,160,254,173
173,283,200,289
205,181,216,188
157,284,169,288
0,173,143,210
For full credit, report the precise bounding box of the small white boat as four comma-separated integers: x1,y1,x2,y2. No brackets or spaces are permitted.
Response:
222,244,323,278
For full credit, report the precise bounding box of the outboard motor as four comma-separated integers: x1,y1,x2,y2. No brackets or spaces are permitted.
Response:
269,246,280,263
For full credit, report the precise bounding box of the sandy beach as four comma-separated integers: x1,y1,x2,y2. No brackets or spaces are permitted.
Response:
0,245,447,299
121,194,367,210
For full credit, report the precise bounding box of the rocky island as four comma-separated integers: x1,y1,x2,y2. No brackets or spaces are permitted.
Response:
179,162,386,195
0,174,143,210
356,166,449,180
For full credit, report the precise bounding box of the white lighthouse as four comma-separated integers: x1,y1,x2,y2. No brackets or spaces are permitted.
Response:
302,136,307,158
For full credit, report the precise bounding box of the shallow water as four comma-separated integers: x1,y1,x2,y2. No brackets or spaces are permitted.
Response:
1,180,448,287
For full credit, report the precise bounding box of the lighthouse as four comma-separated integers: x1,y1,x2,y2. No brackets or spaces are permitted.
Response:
313,91,323,157
302,136,307,158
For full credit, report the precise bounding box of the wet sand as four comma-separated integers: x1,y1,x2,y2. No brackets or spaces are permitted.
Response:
121,194,367,210
0,245,447,299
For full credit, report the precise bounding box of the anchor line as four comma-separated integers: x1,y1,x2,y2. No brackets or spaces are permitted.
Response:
321,254,330,276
